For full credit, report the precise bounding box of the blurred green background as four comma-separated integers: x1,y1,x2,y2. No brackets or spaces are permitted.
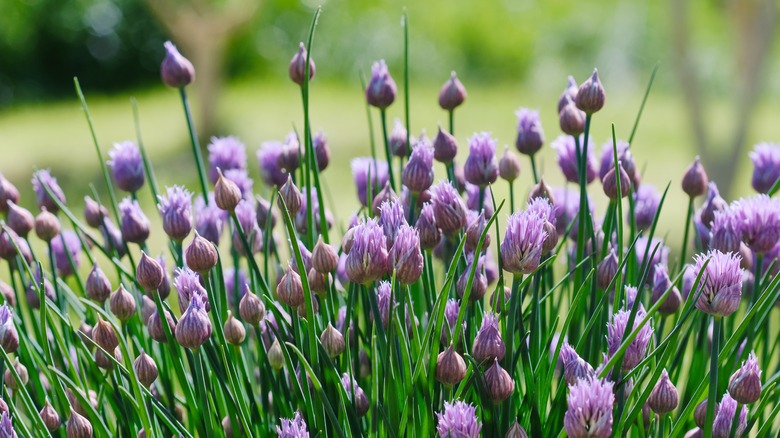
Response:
1,0,778,258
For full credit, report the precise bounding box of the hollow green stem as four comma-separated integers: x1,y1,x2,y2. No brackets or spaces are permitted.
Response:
705,316,721,438
380,108,396,191
178,87,209,203
678,198,694,273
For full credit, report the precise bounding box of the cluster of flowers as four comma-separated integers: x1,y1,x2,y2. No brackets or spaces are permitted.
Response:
0,19,779,437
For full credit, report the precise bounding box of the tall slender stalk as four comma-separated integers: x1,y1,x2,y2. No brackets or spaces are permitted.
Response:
178,87,209,202
704,316,721,438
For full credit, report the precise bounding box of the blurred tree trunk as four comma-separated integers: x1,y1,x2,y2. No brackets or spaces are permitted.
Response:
143,0,259,138
670,0,776,198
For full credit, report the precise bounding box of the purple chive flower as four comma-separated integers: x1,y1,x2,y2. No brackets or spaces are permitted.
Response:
551,134,597,185
345,219,388,285
472,312,505,363
351,158,390,207
207,136,246,184
223,169,253,199
463,132,499,187
563,376,615,438
276,412,309,438
160,41,195,88
501,207,547,275
749,142,780,194
465,183,494,218
633,185,661,230
374,281,393,329
710,208,741,254
194,193,226,245
635,237,669,283
256,141,288,187
341,373,369,416
31,169,66,213
390,225,423,285
365,60,397,109
174,267,210,314
599,139,636,184
712,394,747,438
438,71,467,110
436,401,481,438
108,141,145,193
551,186,593,241
694,213,711,250
0,412,17,438
402,143,434,193
158,186,193,241
700,182,727,227
278,132,302,173
379,198,407,247
118,197,150,244
607,308,653,371
430,181,467,234
560,343,595,386
692,250,743,317
389,118,409,157
457,254,487,301
441,299,462,345
732,194,780,253
728,352,762,404
51,230,82,276
514,108,545,156
232,199,262,255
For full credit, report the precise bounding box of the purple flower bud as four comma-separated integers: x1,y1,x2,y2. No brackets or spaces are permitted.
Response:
366,60,396,109
390,225,423,285
749,142,780,193
436,346,467,386
278,175,302,218
374,281,393,329
699,182,727,227
31,169,66,213
85,263,111,303
313,131,330,171
732,194,780,253
602,161,631,200
277,133,302,174
351,158,390,207
39,402,59,433
194,194,225,245
341,373,369,416
575,69,606,114
436,401,481,438
464,132,498,187
379,198,407,246
560,343,595,386
514,108,544,156
564,377,614,438
692,250,743,317
633,185,661,230
118,198,150,244
174,267,210,314
607,308,653,371
6,201,33,238
0,174,19,214
456,254,487,302
289,42,315,86
472,312,505,363
175,294,212,349
402,143,434,193
389,119,409,157
559,101,586,136
161,41,194,88
483,358,515,402
51,230,82,277
499,147,521,182
652,264,682,315
277,412,309,438
438,71,467,111
635,237,669,284
441,299,463,346
597,248,619,290
157,185,193,241
0,305,18,354
206,136,246,185
728,352,762,404
430,181,467,234
710,208,741,254
83,196,107,228
433,126,458,164
256,141,288,188
346,219,388,284
465,211,490,254
552,134,597,185
136,251,163,292
712,394,747,438
415,203,441,250
599,139,636,184
464,183,493,218
66,409,93,438
682,156,708,198
110,284,136,321
648,369,679,414
108,141,145,193
501,207,547,275
559,76,578,110
528,178,555,204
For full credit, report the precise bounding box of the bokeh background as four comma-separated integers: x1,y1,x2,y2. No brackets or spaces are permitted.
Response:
0,0,778,258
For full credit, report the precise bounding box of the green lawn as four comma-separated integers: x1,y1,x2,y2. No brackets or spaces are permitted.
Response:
0,77,774,259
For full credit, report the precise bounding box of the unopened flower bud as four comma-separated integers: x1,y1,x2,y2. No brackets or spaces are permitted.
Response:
559,102,586,136
575,69,606,114
433,126,458,164
147,309,176,343
40,401,61,432
647,369,679,414
438,71,467,110
694,400,712,428
277,264,304,307
161,41,194,88
4,359,28,390
484,358,515,402
499,147,521,182
366,60,397,109
66,408,93,438
185,231,218,273
278,175,302,217
109,284,137,321
94,348,120,370
435,345,467,386
0,177,19,214
320,323,345,359
370,182,396,217
728,353,762,404
288,42,315,86
311,236,338,273
136,252,164,292
602,161,631,200
83,197,106,228
597,248,619,290
256,195,276,229
528,178,555,204
472,313,505,363
682,156,708,198
239,287,265,326
7,201,33,237
85,264,111,303
268,339,284,370
34,208,60,242
224,312,246,345
505,421,529,438
307,268,327,296
175,295,212,349
297,296,319,318
416,203,441,250
92,317,118,351
215,169,242,212
314,131,330,171
134,351,158,388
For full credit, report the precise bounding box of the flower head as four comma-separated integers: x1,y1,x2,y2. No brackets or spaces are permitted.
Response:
390,225,423,285
472,312,505,363
207,136,246,184
0,411,17,438
108,141,145,193
51,230,82,276
366,60,396,109
501,207,547,275
692,250,743,317
402,143,434,193
749,142,780,193
430,181,467,234
438,71,467,111
118,197,150,244
379,198,407,246
256,141,288,187
31,169,66,213
633,185,661,230
174,267,210,314
158,186,193,241
194,193,225,245
436,401,481,438
161,41,194,88
345,219,388,284
732,194,780,253
463,132,498,187
552,134,597,184
607,308,653,371
728,352,762,404
351,158,390,207
710,208,742,254
374,281,393,329
712,393,747,438
563,377,615,438
515,108,544,156
277,412,309,438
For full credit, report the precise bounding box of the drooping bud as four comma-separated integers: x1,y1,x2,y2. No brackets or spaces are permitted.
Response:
472,313,505,363
136,252,164,292
311,236,338,273
438,71,467,110
575,69,606,114
728,353,762,404
647,369,679,415
499,147,521,182
483,358,515,402
7,201,33,238
134,351,158,388
268,339,284,370
365,60,397,109
682,157,708,198
40,401,61,432
602,161,631,200
276,264,305,307
224,312,246,345
288,42,315,86
278,175,302,217
85,264,111,303
175,294,212,349
92,317,119,352
435,345,467,386
239,287,265,326
109,285,136,321
320,323,345,359
213,168,242,214
161,41,195,88
66,408,93,438
185,231,218,273
34,208,61,242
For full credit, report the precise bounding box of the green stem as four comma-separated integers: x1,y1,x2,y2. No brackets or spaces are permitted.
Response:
508,181,515,215
193,348,214,437
704,316,721,438
678,198,694,274
529,154,539,184
380,108,396,191
448,110,454,136
178,87,209,203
